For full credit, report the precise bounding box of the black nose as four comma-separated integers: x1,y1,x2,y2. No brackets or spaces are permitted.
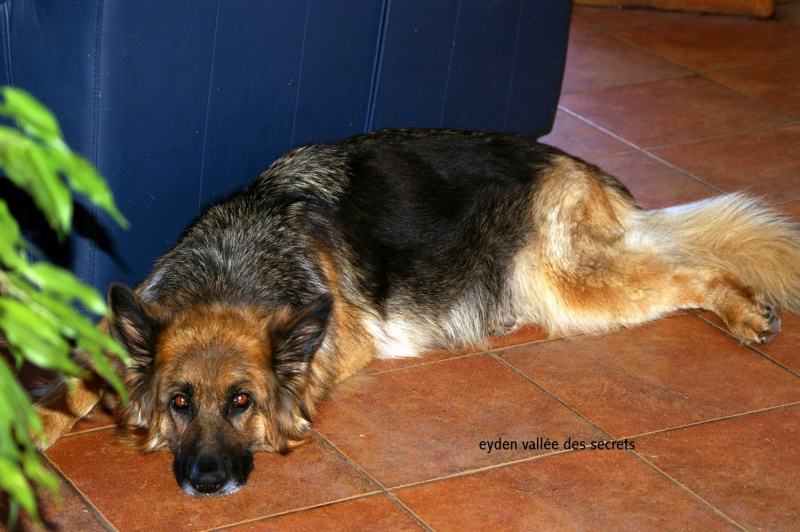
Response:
189,456,227,494
174,441,254,497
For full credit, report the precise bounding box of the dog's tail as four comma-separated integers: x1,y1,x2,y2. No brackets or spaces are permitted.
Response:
645,193,800,311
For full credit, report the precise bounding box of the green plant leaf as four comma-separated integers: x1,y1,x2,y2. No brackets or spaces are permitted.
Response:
0,298,83,374
52,149,129,229
26,262,108,315
0,127,73,234
0,201,27,271
0,87,61,140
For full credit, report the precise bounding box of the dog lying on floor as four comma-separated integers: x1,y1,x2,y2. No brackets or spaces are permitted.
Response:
34,129,800,496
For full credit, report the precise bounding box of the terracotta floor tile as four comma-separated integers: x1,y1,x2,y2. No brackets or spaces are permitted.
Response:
636,406,800,531
612,16,800,71
539,110,631,159
572,6,696,30
651,125,800,203
592,150,718,209
560,76,793,148
314,355,604,488
232,495,422,531
707,57,800,119
394,451,733,530
567,17,595,35
44,430,376,531
499,316,800,437
562,28,688,95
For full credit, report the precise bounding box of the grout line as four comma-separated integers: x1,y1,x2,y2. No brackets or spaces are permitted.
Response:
204,493,383,532
690,312,800,379
383,492,435,532
697,71,800,124
308,430,385,491
572,9,800,73
633,120,800,153
305,430,435,530
700,52,800,75
370,316,668,376
367,350,486,376
205,431,395,531
560,71,690,97
60,424,116,440
385,448,576,493
628,451,749,530
624,402,800,441
554,104,800,199
488,350,615,440
559,92,798,157
572,21,695,74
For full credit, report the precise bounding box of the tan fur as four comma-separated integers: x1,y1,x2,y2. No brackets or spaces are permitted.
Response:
34,372,106,449
508,157,794,343
644,194,800,311
125,305,276,452
312,247,377,384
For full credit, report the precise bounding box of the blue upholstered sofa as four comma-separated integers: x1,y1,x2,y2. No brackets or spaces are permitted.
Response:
1,0,572,290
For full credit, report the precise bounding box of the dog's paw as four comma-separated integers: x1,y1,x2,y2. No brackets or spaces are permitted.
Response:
726,303,781,345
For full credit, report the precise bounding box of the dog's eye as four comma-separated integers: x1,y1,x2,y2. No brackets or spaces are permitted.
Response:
231,393,250,409
172,394,189,409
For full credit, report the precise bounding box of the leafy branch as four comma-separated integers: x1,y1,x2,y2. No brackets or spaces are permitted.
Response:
0,88,130,527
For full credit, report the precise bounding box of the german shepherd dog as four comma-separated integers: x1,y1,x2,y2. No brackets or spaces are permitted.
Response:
34,129,800,496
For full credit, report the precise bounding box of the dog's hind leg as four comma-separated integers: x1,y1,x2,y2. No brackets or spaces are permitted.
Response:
509,155,798,344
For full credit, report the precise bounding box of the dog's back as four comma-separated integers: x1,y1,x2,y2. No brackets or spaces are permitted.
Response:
135,130,572,355
134,128,800,354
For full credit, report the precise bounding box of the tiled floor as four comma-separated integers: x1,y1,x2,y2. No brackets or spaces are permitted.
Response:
5,4,800,531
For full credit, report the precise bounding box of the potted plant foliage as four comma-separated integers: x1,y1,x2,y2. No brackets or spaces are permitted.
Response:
0,87,129,528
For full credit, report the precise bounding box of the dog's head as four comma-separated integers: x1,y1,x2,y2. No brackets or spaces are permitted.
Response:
106,283,332,496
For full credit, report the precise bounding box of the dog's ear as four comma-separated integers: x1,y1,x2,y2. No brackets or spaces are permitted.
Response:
107,283,168,364
270,293,333,392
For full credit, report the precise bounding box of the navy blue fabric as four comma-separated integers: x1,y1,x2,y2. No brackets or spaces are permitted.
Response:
1,0,571,291
370,0,572,133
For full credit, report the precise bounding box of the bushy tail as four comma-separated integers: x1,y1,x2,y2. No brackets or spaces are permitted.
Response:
647,193,800,311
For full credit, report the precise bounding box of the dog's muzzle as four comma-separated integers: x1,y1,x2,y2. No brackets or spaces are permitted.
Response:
174,447,254,497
